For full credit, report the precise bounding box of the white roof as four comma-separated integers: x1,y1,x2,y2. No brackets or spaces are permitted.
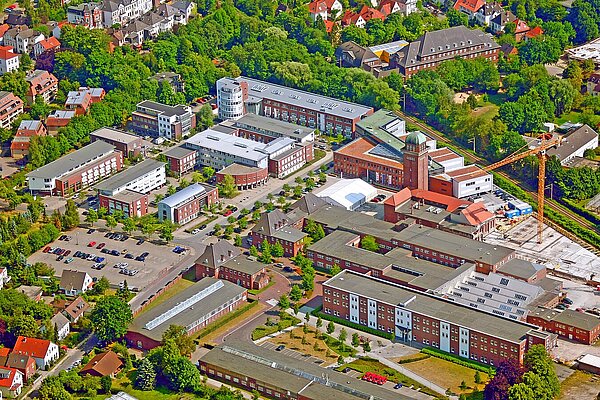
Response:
579,354,600,368
316,179,377,210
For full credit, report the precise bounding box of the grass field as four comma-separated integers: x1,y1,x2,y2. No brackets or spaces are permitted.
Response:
402,356,489,394
555,111,600,127
137,277,195,314
559,370,600,400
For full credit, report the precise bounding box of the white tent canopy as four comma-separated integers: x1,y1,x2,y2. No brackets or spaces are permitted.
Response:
316,179,377,211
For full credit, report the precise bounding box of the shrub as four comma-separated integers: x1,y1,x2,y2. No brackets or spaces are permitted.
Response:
312,306,394,340
421,348,494,374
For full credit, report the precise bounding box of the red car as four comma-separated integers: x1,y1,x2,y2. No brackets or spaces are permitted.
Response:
63,250,71,256
96,243,106,249
223,210,233,217
43,246,51,253
88,241,96,247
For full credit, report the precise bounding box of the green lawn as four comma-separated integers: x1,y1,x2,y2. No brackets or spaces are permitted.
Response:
252,315,301,340
555,111,600,127
402,356,489,394
137,278,195,314
248,280,275,296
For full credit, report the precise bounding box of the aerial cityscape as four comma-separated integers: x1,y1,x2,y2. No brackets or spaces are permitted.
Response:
0,0,597,399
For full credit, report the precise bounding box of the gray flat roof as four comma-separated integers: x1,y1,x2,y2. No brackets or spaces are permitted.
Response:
104,189,147,203
497,258,544,280
163,145,195,159
219,163,265,175
27,141,116,180
129,278,246,342
95,159,165,193
201,342,415,400
17,120,43,131
234,113,315,140
223,256,265,276
230,76,373,120
326,271,536,343
159,183,212,208
136,100,190,117
185,129,269,163
90,127,141,145
531,307,600,331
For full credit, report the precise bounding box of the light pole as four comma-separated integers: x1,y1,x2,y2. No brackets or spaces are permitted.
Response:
545,183,554,200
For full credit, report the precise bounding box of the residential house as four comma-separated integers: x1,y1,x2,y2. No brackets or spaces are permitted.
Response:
25,70,59,104
341,6,385,28
12,336,59,370
453,0,484,18
15,284,43,301
474,2,503,26
62,296,90,323
155,3,188,26
130,100,196,139
0,45,19,75
67,2,103,28
514,19,531,41
44,21,68,39
50,313,70,340
490,9,516,34
11,120,47,159
32,36,60,58
0,367,23,398
101,0,153,27
524,26,543,41
171,0,194,20
335,41,381,69
587,73,600,96
547,124,599,166
0,91,23,130
60,270,93,296
65,90,92,115
308,0,342,21
4,11,31,27
3,26,44,54
250,209,308,257
122,20,148,47
79,351,122,377
4,354,36,382
151,72,185,93
0,24,10,44
378,0,417,16
45,110,75,134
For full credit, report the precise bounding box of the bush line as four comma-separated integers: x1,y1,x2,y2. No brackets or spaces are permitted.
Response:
311,306,394,340
421,347,495,374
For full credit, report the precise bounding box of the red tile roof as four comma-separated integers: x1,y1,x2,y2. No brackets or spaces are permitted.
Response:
0,45,18,60
13,336,52,359
411,189,471,212
341,6,385,26
378,0,401,15
38,36,60,50
514,19,530,34
0,348,10,357
323,19,335,32
525,26,543,38
460,202,494,225
384,187,411,207
0,24,9,38
0,367,20,389
308,0,327,14
453,0,485,13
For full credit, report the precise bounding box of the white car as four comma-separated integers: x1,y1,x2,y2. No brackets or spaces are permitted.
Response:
86,254,96,261
192,229,200,235
120,262,128,269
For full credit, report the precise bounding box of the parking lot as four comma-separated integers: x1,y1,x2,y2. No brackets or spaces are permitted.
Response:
261,341,326,365
28,227,185,290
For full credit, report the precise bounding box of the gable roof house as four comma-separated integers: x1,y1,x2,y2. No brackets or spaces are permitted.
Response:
378,0,417,16
194,240,241,277
335,41,381,69
587,73,600,96
172,0,194,19
25,69,59,105
0,366,23,398
3,26,44,55
250,209,308,257
490,9,516,34
474,2,503,26
308,0,343,21
32,36,60,58
50,313,70,341
0,45,19,75
453,0,485,17
80,351,122,377
12,336,59,370
60,270,93,296
341,6,385,28
63,296,90,322
513,18,531,41
4,353,36,382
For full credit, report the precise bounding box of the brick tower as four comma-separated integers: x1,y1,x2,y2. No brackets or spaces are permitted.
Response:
402,131,429,190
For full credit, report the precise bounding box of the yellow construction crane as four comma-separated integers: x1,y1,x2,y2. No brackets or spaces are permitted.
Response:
481,137,561,244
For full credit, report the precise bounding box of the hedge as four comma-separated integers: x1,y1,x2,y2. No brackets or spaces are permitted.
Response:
421,347,495,374
311,305,394,341
397,353,431,364
195,300,258,341
562,199,600,227
493,173,600,249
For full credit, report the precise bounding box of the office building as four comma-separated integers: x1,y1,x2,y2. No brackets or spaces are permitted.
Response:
95,158,166,197
130,100,196,140
157,183,218,224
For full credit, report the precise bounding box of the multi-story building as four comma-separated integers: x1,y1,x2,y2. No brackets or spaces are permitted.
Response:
95,158,166,197
130,100,196,140
90,127,144,158
65,90,92,115
0,45,19,75
546,124,598,166
3,27,44,54
0,91,23,129
527,307,600,345
126,278,247,350
98,190,149,218
26,141,123,196
378,0,417,16
216,77,374,136
0,367,23,398
341,6,386,28
307,0,343,21
151,71,184,93
194,241,270,290
12,337,59,370
67,2,103,28
157,183,218,224
45,110,75,134
162,145,196,176
391,26,500,78
250,209,308,257
228,113,316,144
25,70,59,105
216,164,269,190
101,0,153,27
11,120,47,159
32,36,60,58
323,270,552,366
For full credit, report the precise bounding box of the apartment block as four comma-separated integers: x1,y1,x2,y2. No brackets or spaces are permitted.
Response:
0,91,23,129
130,100,196,140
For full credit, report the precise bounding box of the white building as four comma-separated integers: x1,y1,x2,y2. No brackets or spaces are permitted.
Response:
13,336,59,370
316,178,377,210
3,27,44,54
0,268,10,289
547,124,599,166
216,78,246,120
101,0,153,27
0,367,23,398
0,46,19,75
60,270,94,296
95,159,166,196
50,313,70,340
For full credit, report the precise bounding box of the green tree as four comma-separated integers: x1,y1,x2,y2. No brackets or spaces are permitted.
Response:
352,333,359,347
218,174,239,198
272,241,284,257
39,376,72,400
122,218,136,235
159,222,174,243
360,235,379,252
249,245,259,257
196,104,214,130
90,295,132,342
278,293,290,310
474,370,482,384
259,240,272,263
105,216,117,231
338,328,347,343
234,235,243,246
162,325,196,357
93,276,110,295
290,285,303,302
63,199,80,229
135,357,156,390
316,317,323,329
330,264,341,276
100,375,112,394
327,320,335,334
85,209,98,227
167,185,176,196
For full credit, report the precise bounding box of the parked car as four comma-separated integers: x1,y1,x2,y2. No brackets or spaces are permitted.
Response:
86,254,96,261
120,235,128,242
88,241,96,247
56,255,64,261
104,232,112,238
192,229,200,235
135,255,146,262
59,235,67,241
43,246,51,253
64,257,74,264
136,239,144,245
100,248,109,254
63,250,71,257
96,243,106,249
87,229,95,234
110,250,120,256
563,297,573,305
223,210,233,217
275,345,285,351
141,252,149,257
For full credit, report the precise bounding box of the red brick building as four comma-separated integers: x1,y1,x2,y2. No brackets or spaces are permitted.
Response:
45,110,75,135
268,143,314,178
250,209,308,257
323,270,553,366
98,190,149,218
527,307,600,345
10,120,47,158
157,183,218,225
216,164,268,190
90,127,144,158
1,353,36,382
162,145,196,176
194,241,269,290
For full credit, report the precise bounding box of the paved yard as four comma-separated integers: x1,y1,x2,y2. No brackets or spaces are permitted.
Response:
553,338,600,364
262,341,327,366
28,227,184,290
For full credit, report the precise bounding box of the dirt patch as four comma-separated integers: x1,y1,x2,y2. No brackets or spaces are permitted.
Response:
559,370,600,400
